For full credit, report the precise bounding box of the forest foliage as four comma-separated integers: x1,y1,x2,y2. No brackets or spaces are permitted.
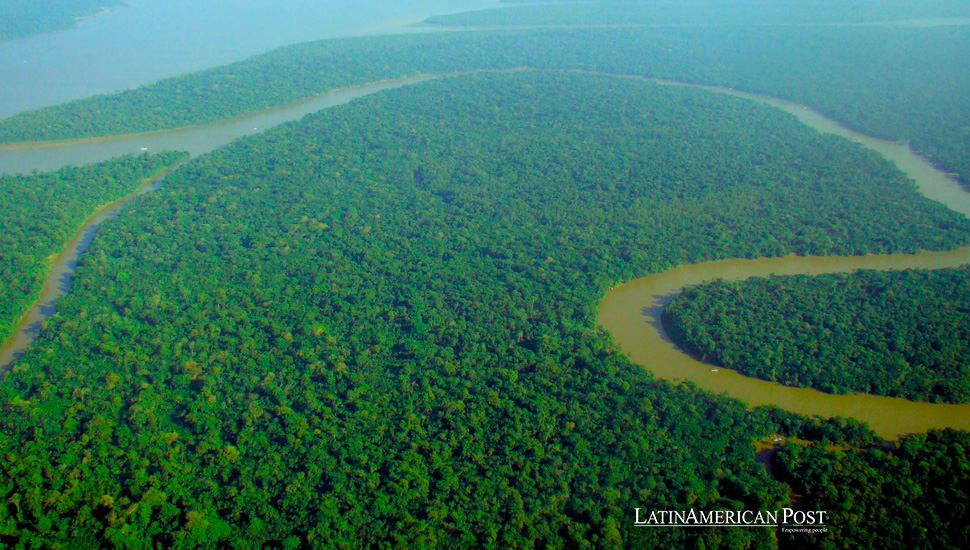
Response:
0,0,126,41
0,151,187,346
774,429,970,549
663,268,970,402
1,71,962,548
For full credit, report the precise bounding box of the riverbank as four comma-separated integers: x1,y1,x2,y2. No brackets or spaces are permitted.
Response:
597,81,970,439
0,76,436,175
0,158,187,374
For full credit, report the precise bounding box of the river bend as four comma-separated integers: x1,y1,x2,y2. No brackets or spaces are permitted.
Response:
598,82,970,439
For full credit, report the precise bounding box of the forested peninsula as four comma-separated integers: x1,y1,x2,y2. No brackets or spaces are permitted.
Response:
0,0,127,41
2,71,964,548
0,151,186,345
428,0,970,27
663,268,970,403
1,24,969,185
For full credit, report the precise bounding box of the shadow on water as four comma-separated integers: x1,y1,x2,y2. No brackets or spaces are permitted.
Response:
640,291,683,343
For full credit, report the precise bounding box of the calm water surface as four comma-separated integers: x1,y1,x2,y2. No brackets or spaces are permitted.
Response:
0,77,435,371
3,61,970,437
0,0,500,119
0,167,179,372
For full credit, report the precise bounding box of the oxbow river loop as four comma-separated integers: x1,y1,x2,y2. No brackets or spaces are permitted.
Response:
599,80,970,440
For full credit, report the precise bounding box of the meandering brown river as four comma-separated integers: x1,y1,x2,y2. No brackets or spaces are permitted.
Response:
3,71,970,439
598,83,970,440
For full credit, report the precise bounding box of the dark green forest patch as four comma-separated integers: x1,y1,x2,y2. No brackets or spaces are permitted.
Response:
774,429,970,549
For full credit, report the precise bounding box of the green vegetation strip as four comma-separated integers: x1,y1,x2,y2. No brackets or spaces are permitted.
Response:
427,0,970,28
2,25,968,184
1,71,966,548
0,151,188,345
664,268,970,403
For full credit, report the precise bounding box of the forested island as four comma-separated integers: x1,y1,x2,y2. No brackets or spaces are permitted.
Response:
0,152,186,345
1,71,964,547
0,0,127,41
1,1,969,548
663,268,970,402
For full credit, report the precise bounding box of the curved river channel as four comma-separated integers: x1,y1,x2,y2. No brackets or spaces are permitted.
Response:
599,83,970,440
2,72,970,439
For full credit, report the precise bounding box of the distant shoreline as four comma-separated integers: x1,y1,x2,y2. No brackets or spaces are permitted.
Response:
0,1,129,43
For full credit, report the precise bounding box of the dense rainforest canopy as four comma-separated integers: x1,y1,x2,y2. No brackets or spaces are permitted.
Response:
663,268,970,403
0,0,126,41
0,151,186,345
2,71,965,548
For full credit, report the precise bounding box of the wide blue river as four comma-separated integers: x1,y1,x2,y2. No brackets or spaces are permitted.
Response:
0,0,499,119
